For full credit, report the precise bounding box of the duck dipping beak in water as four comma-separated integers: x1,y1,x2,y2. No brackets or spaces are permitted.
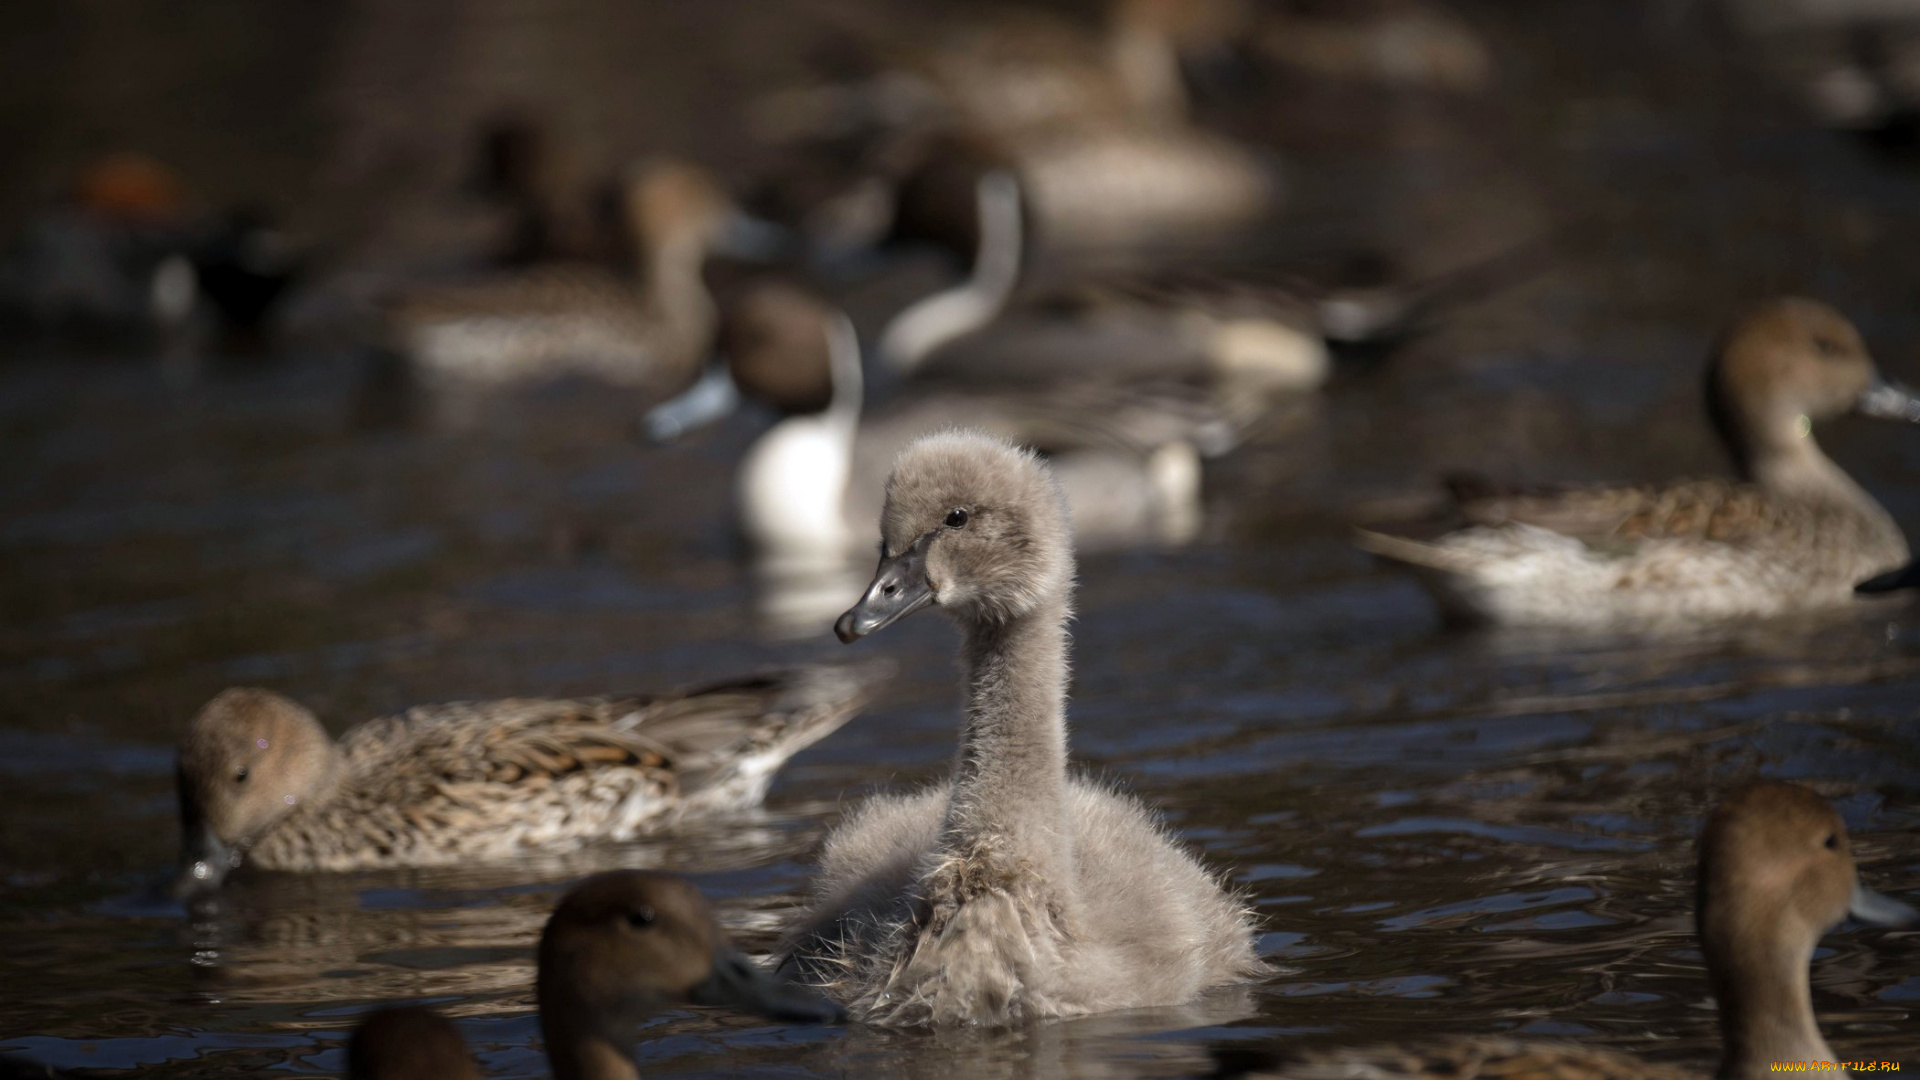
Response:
836,534,937,642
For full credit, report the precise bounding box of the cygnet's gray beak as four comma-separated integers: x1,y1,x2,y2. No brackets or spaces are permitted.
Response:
640,360,741,443
688,946,846,1024
1853,376,1920,423
1849,883,1919,928
835,541,934,643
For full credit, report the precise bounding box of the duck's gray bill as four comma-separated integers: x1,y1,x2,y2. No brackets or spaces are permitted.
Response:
1850,884,1919,928
174,821,239,898
688,947,846,1024
1856,560,1920,594
835,545,933,643
1854,377,1920,423
641,361,740,443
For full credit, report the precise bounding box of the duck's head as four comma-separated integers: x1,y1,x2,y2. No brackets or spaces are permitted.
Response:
537,871,842,1063
1697,781,1916,991
347,1006,482,1080
837,432,1073,641
719,283,837,414
623,161,789,261
1706,298,1920,472
174,688,338,896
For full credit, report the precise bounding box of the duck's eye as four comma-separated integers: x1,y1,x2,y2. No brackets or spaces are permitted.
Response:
1823,832,1840,851
626,906,657,930
1813,334,1847,358
234,766,249,784
945,507,970,529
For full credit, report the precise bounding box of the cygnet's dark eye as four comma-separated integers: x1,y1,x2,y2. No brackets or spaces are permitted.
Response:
1823,832,1840,851
234,766,250,784
1812,334,1847,358
945,507,970,529
626,906,657,930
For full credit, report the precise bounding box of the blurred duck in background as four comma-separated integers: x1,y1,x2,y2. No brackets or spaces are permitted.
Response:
1214,782,1916,1080
381,160,786,420
1251,0,1494,96
648,280,1227,633
347,872,841,1080
874,169,1537,387
0,153,304,360
173,667,873,894
1358,298,1920,628
752,0,1281,264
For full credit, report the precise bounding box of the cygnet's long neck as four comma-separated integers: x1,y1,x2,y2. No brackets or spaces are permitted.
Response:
1712,935,1836,1080
946,592,1073,866
878,170,1024,372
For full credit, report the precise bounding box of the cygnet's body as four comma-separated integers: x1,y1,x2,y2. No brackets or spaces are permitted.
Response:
779,432,1261,1026
1358,298,1920,627
349,872,841,1080
1222,782,1916,1079
175,668,871,891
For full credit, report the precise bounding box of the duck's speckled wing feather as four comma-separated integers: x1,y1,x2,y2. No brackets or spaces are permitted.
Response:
253,666,875,871
1449,477,1805,549
1222,1037,1699,1079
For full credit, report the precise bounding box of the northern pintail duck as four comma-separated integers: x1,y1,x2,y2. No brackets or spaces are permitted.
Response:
1253,0,1494,96
779,432,1262,1026
1218,781,1916,1080
653,281,1228,566
1357,298,1920,628
387,161,778,396
349,871,841,1080
878,169,1518,387
174,667,872,891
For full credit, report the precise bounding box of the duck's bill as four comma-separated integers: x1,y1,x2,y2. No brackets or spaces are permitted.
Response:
173,822,239,898
640,360,741,443
835,544,934,643
689,947,846,1024
1856,560,1920,594
1854,377,1920,423
1849,884,1919,928
714,213,797,263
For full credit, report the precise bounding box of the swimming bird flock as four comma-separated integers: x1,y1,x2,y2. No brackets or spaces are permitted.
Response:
5,2,1919,1078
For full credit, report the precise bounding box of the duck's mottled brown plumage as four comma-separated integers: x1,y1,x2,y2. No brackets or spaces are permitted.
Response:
1211,782,1916,1080
177,667,872,878
1358,298,1919,627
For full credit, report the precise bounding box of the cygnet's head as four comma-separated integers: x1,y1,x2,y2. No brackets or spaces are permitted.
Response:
836,431,1073,641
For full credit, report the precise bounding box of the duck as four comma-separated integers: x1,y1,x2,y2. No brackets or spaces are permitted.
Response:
385,160,782,398
1356,298,1920,628
777,432,1262,1026
174,667,873,892
346,1006,482,1080
876,168,1524,388
1214,781,1917,1080
348,871,842,1080
658,280,1230,568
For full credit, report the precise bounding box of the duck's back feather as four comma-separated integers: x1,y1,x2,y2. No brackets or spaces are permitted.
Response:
1219,1036,1698,1079
250,668,873,871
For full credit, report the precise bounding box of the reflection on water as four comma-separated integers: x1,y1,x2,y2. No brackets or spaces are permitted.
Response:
5,0,1920,1077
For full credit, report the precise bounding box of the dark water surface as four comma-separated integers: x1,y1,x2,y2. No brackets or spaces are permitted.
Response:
4,1,1920,1076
